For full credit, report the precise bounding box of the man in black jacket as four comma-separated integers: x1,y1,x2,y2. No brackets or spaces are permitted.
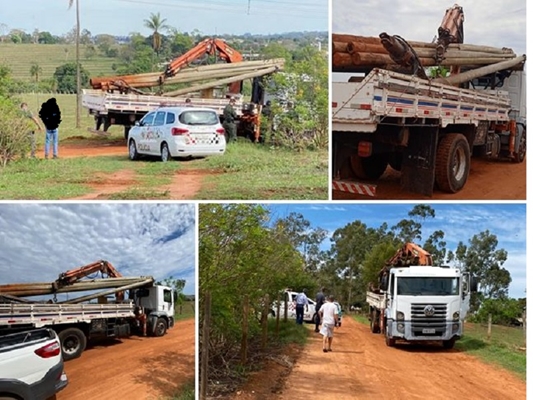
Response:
38,98,62,159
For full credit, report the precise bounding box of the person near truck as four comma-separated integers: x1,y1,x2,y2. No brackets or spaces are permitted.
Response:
223,96,238,143
319,295,339,352
314,287,326,332
20,102,43,158
295,289,309,325
38,97,62,159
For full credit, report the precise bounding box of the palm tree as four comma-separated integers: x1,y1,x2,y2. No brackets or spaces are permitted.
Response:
68,0,81,128
29,63,42,83
143,12,169,55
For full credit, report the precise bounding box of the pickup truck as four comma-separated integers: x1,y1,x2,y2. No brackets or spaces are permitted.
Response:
0,328,68,400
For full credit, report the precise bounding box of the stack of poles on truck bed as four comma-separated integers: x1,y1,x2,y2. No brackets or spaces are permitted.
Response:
0,277,154,304
332,33,523,72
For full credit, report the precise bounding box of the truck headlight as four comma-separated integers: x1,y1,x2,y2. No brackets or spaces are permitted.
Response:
453,312,460,321
397,311,405,321
397,323,405,333
452,323,459,332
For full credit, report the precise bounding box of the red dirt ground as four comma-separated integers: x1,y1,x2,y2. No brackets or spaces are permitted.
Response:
234,317,525,400
57,319,194,400
333,157,526,200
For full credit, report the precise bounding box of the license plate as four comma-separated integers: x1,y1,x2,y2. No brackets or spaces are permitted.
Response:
422,328,435,334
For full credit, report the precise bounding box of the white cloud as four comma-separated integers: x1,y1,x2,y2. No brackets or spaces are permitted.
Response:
0,204,196,295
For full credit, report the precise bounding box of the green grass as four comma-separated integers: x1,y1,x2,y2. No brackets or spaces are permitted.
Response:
174,302,195,321
271,319,310,346
166,379,195,400
350,315,526,380
190,141,329,200
0,43,118,81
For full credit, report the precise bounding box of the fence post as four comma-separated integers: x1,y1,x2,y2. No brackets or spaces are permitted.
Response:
284,293,288,323
523,308,526,347
241,295,249,365
261,294,269,350
200,291,211,400
275,293,281,338
487,313,492,341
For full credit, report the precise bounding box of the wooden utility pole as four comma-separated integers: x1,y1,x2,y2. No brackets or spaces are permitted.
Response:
200,292,211,400
75,0,81,128
487,313,492,341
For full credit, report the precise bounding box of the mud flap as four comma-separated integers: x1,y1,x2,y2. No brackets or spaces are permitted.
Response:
400,127,438,196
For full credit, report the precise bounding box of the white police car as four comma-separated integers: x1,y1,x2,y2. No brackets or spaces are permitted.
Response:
128,106,226,161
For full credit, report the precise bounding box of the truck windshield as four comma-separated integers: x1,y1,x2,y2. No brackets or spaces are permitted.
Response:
397,277,459,296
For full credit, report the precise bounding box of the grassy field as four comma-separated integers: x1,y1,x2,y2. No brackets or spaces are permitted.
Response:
175,301,195,321
0,43,117,81
1,93,328,200
350,314,526,380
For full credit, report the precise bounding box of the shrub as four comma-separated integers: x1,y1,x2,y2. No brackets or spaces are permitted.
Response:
0,96,32,167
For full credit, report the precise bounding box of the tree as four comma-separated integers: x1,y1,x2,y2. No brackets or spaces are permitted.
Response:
29,63,42,83
38,31,57,44
53,62,89,93
157,277,186,304
143,12,169,55
68,0,81,128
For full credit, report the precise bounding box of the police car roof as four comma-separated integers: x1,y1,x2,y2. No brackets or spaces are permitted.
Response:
156,106,218,113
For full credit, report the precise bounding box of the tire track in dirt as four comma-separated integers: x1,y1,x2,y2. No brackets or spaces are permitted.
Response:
57,319,194,400
277,317,525,400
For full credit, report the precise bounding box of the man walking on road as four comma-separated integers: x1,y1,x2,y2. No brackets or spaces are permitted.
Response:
295,289,309,325
319,295,338,353
314,287,326,332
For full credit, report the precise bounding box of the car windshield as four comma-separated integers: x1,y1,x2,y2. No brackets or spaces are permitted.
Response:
397,277,459,296
179,110,219,126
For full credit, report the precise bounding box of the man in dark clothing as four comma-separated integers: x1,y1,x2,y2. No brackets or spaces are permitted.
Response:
38,98,62,159
223,97,238,143
314,287,326,332
295,289,309,325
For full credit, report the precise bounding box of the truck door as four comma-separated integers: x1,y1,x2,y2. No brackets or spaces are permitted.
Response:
460,273,471,319
163,288,174,316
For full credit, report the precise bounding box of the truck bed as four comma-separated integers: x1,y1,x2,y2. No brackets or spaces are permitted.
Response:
366,291,386,309
0,303,135,328
82,89,243,116
332,68,511,132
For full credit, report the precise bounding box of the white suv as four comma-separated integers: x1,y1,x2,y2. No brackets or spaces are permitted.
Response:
128,106,226,161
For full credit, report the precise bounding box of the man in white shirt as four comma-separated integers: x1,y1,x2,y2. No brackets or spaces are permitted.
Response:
295,289,309,325
319,295,339,352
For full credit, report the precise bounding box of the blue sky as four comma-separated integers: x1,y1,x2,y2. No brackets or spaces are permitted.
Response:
2,0,328,37
0,203,196,295
332,0,527,82
267,203,526,299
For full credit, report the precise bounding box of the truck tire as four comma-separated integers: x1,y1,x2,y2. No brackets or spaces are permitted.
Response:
58,327,87,361
370,310,380,334
154,318,168,337
513,125,526,163
443,339,456,349
350,153,388,180
385,324,396,347
435,133,470,193
388,151,403,172
129,139,139,161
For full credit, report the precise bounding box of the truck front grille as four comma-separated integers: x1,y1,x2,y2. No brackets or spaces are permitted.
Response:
410,303,447,337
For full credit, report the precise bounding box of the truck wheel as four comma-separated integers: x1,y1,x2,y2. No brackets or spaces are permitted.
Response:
58,328,87,361
388,152,403,172
435,133,470,193
385,324,396,347
350,153,388,180
129,140,139,161
443,339,456,349
160,143,170,162
513,125,526,163
154,318,168,337
370,310,380,334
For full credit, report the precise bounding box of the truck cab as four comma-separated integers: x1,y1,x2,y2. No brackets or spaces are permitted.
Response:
376,266,477,349
132,284,175,336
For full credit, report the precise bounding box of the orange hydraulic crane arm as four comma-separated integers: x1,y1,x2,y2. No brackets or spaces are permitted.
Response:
435,4,465,67
386,242,433,267
165,38,243,77
56,260,123,287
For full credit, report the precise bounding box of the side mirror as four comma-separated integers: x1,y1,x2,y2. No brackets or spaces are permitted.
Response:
135,121,140,126
470,276,479,293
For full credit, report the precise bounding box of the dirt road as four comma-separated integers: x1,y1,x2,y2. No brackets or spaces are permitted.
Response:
277,317,525,400
57,319,195,400
333,158,526,200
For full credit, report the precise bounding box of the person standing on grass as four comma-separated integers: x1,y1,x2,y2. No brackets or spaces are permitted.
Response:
38,97,62,159
295,289,309,325
222,96,238,143
319,295,338,353
314,287,326,332
20,102,43,158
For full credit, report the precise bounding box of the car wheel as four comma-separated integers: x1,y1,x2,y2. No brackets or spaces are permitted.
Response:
161,143,170,162
129,140,139,161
